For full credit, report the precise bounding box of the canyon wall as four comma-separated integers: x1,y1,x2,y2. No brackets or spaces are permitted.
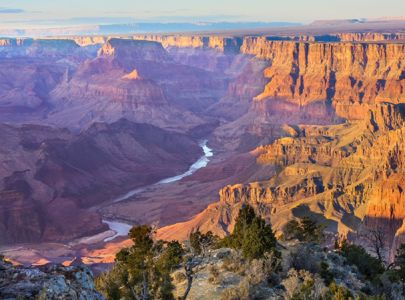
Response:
133,32,405,50
2,35,403,122
158,103,405,260
0,120,202,244
133,34,405,121
241,38,405,119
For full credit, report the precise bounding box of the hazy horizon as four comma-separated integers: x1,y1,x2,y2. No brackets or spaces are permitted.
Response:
0,0,404,29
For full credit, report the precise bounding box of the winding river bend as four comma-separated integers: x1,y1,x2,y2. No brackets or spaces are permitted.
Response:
102,140,214,242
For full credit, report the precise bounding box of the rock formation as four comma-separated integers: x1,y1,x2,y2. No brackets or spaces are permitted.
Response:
241,38,405,118
134,35,405,121
0,258,104,299
158,103,405,260
46,38,236,130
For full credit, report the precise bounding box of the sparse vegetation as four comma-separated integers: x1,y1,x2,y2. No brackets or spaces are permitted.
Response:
189,230,218,255
221,252,246,274
338,239,385,281
94,207,404,300
284,217,324,243
208,265,223,285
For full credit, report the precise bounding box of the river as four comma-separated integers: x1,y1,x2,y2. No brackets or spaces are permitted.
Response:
102,140,213,242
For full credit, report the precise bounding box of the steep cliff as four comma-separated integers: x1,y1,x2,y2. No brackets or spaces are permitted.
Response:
241,38,405,119
3,35,403,127
133,35,405,122
134,35,243,53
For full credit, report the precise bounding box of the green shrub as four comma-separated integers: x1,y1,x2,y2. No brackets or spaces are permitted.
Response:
320,261,335,286
223,205,278,260
284,217,324,243
96,225,184,300
340,241,385,281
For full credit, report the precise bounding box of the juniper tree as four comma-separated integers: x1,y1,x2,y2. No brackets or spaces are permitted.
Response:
224,205,278,260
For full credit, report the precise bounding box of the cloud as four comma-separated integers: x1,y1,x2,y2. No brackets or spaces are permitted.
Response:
0,8,24,14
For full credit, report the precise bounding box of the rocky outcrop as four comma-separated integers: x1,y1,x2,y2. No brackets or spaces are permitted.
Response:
48,39,205,130
122,69,141,80
0,259,104,299
72,36,107,46
335,32,405,42
98,38,171,65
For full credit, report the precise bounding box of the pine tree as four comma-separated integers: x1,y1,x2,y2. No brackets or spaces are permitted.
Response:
97,225,184,299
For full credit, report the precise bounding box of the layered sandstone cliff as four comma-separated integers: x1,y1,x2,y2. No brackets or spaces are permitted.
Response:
133,35,405,120
158,103,405,260
1,33,405,257
3,35,402,127
241,38,405,118
133,32,405,51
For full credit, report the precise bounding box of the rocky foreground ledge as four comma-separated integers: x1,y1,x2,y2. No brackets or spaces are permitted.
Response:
0,258,104,300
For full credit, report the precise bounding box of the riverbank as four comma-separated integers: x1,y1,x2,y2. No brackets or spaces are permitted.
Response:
100,139,214,241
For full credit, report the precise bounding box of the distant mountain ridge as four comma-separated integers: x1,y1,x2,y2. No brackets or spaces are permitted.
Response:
0,21,301,37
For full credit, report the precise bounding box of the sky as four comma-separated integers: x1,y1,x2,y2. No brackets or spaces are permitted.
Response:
0,0,404,28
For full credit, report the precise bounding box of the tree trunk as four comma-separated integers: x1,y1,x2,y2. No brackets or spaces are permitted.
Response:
142,271,149,300
181,265,193,300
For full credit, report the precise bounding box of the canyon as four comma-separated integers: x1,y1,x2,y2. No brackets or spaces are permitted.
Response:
1,25,405,266
158,103,405,260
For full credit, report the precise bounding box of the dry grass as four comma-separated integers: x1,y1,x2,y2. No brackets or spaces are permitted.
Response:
221,253,246,275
